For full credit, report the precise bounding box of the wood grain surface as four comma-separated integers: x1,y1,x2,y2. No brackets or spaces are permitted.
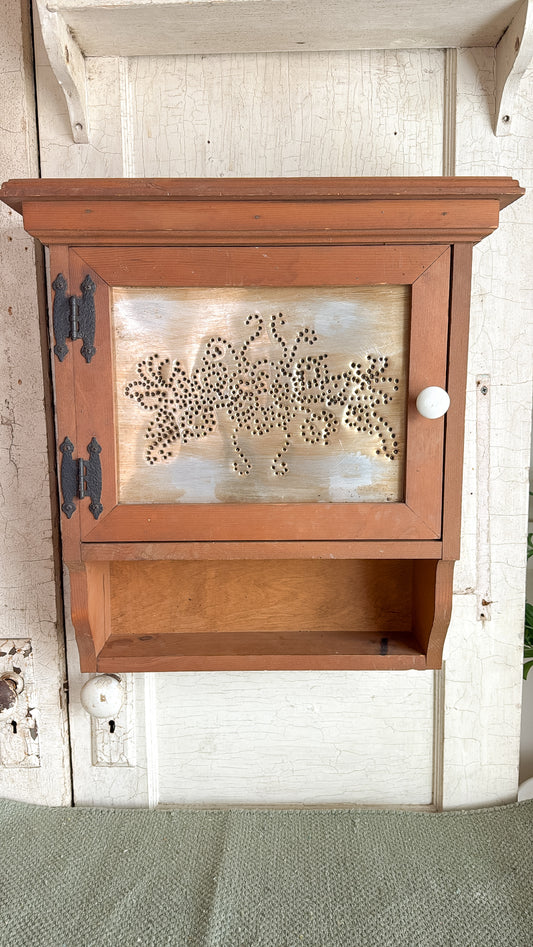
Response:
109,558,413,635
0,175,524,213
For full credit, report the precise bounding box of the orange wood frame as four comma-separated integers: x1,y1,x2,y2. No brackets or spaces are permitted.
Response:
68,244,449,544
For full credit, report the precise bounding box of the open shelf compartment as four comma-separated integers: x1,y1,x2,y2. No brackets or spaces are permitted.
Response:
73,556,452,672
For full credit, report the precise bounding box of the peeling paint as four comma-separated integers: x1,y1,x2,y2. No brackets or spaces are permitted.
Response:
0,641,40,768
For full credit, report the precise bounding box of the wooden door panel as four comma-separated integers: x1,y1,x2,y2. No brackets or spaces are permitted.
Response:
68,245,449,542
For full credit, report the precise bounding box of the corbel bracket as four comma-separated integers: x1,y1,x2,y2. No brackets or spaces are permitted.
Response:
34,0,89,143
494,0,533,135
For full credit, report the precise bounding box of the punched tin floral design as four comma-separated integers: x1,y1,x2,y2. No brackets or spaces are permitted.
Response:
113,286,409,503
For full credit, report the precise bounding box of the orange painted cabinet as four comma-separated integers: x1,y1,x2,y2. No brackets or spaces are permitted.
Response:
0,177,524,671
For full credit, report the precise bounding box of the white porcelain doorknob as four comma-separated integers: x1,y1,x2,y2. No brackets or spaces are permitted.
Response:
416,386,450,419
80,674,123,718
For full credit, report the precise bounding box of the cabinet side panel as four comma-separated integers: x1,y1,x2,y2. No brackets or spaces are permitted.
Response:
442,243,473,561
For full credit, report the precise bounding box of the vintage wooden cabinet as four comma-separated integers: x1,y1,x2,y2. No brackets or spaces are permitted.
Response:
0,177,524,672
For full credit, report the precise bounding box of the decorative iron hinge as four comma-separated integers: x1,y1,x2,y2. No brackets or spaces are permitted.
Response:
59,436,103,520
52,273,96,363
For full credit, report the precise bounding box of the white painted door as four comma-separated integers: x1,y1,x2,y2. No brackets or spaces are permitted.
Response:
0,1,71,805
29,10,533,809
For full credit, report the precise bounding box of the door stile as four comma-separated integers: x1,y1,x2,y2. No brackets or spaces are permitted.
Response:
405,249,451,536
49,244,82,564
68,250,119,543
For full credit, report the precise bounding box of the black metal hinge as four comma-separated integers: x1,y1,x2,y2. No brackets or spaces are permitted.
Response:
52,273,96,363
59,436,103,520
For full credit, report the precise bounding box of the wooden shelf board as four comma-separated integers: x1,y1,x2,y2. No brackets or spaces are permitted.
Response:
97,630,426,672
81,540,443,562
47,0,523,57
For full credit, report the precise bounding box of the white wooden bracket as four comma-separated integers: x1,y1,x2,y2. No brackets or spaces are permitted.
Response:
34,0,89,143
494,0,533,135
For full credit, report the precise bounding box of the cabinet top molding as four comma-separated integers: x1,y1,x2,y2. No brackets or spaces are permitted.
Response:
1,176,524,248
0,176,524,214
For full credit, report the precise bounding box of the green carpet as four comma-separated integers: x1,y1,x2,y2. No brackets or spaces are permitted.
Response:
1,798,532,947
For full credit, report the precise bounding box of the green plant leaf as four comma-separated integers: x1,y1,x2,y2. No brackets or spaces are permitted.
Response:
523,603,533,675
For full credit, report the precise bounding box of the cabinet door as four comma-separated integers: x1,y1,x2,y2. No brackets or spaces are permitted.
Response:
62,245,450,542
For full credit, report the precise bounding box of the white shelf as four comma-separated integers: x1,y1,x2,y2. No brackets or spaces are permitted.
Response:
46,0,523,56
36,0,533,141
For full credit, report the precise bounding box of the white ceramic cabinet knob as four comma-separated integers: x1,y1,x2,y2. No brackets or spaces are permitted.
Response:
416,386,450,420
80,674,123,718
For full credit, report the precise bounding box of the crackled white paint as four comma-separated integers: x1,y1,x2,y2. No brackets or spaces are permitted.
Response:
34,0,89,142
89,674,136,767
494,0,533,135
29,20,532,808
0,2,70,804
155,672,434,806
519,446,533,783
0,641,39,768
62,578,147,806
45,0,523,55
441,49,532,808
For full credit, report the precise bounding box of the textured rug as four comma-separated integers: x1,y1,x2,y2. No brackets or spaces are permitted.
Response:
1,797,532,947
